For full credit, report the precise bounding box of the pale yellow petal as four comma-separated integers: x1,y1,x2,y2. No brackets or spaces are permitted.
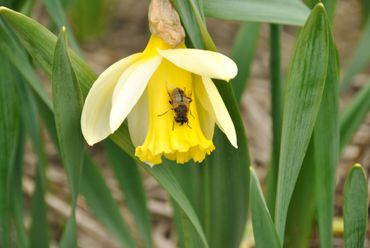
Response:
127,89,149,147
158,48,237,81
109,56,162,132
193,76,215,140
81,53,141,145
198,77,237,148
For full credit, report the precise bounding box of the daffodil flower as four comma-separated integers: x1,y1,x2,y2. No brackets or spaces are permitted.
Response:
81,35,238,165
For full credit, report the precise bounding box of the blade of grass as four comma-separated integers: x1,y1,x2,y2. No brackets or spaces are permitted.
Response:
203,0,310,26
230,22,260,102
275,4,329,242
52,28,84,247
250,167,281,248
340,80,370,150
343,164,368,248
340,18,370,91
0,8,209,246
0,55,20,248
105,141,153,248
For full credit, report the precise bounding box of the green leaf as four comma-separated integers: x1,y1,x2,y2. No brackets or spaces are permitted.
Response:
275,4,329,242
203,0,310,26
340,18,370,91
250,167,281,248
0,6,134,154
0,8,210,246
105,141,153,248
340,80,370,150
343,164,368,248
230,22,260,102
41,0,81,54
67,0,109,41
200,127,250,248
0,55,20,248
313,31,339,248
266,24,283,216
171,2,252,247
52,28,84,247
80,155,136,247
10,129,29,248
17,81,50,248
0,19,51,109
172,0,205,49
53,27,84,206
284,142,316,248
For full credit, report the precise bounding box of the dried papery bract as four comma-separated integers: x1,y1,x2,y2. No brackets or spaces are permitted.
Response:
148,0,185,47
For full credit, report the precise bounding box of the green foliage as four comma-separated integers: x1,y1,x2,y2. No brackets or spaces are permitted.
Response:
0,54,20,248
340,81,370,150
344,164,368,248
231,22,260,102
341,18,370,91
250,168,281,248
53,29,84,247
105,141,153,248
275,4,330,243
203,0,310,26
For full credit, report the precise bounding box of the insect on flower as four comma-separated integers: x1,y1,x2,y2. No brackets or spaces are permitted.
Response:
81,0,238,165
158,86,193,130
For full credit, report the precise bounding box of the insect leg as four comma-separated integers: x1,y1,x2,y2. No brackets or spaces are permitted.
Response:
189,109,195,119
172,120,175,131
157,109,169,117
186,121,192,129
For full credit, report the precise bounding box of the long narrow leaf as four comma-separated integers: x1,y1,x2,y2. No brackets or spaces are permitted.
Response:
266,24,283,215
52,28,84,247
340,80,370,151
17,79,50,248
0,55,20,248
10,128,29,248
343,164,368,248
313,30,339,248
203,0,310,26
41,0,81,53
80,155,136,247
275,4,329,242
284,142,316,248
231,22,260,102
0,19,51,109
105,141,153,248
340,18,370,91
250,167,281,248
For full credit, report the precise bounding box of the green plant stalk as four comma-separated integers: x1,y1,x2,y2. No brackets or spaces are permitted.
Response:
267,24,282,217
340,80,370,151
230,22,260,102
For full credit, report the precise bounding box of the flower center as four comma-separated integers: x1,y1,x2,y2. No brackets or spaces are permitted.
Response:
135,59,215,165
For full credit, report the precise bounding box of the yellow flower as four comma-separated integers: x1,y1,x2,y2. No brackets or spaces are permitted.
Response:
81,35,237,165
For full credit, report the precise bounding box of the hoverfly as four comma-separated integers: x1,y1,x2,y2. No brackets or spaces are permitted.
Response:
158,87,194,130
